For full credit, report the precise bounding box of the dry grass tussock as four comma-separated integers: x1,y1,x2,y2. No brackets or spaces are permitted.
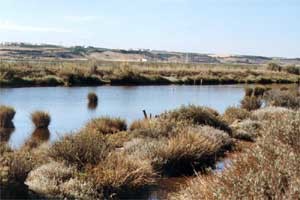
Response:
161,105,231,134
31,111,51,128
48,131,110,169
240,96,262,111
90,152,156,195
222,107,250,124
170,110,300,200
0,143,49,184
84,117,127,134
230,119,262,141
263,89,300,109
125,125,233,176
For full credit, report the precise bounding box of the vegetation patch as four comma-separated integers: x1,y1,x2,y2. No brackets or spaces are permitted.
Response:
31,111,51,128
160,105,231,134
0,106,15,128
84,117,127,135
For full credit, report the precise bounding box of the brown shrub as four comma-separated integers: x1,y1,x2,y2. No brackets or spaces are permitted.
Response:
31,111,51,128
84,117,127,134
263,90,300,109
129,119,152,131
240,96,262,111
161,105,231,133
169,111,300,200
126,126,233,176
244,87,253,97
222,107,250,124
87,92,98,103
230,119,262,141
90,152,156,196
48,132,110,169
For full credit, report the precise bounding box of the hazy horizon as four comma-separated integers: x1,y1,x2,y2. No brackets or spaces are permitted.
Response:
0,0,299,58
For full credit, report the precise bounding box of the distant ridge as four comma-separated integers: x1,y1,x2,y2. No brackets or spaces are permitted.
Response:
0,42,299,65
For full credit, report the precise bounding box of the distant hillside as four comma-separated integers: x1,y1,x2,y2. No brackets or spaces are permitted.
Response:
0,42,299,65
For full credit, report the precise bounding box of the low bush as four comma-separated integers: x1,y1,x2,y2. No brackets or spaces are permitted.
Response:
169,111,300,200
251,106,292,121
129,119,152,131
0,151,37,184
222,107,250,124
240,96,262,111
0,106,15,128
285,65,300,75
31,111,51,128
48,132,110,169
25,162,76,197
267,62,282,71
126,126,233,176
90,152,156,197
84,117,127,134
263,90,300,109
161,105,231,133
87,92,98,104
244,87,253,97
230,119,261,141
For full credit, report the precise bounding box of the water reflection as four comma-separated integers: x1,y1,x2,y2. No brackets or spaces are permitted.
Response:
32,128,50,142
23,128,51,149
88,101,98,110
0,127,15,143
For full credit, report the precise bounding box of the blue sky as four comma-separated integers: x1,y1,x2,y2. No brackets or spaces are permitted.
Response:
0,0,299,57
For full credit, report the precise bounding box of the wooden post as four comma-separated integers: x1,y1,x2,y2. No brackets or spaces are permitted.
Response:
143,110,148,119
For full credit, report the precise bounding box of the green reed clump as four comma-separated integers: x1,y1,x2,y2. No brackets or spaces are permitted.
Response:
84,117,127,134
31,111,51,128
0,106,15,128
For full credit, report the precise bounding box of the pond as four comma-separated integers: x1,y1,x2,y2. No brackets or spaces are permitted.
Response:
0,85,245,148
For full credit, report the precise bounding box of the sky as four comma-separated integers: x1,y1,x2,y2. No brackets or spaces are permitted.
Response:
0,0,299,58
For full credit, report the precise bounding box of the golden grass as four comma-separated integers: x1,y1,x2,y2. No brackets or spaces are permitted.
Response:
90,152,156,194
84,117,127,134
161,105,231,134
48,131,110,169
222,107,250,124
126,125,233,176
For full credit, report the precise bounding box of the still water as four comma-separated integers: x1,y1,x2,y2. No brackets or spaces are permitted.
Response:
0,85,244,148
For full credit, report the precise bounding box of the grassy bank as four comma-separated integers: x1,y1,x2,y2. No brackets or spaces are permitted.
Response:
170,88,300,200
0,86,299,199
0,60,299,87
